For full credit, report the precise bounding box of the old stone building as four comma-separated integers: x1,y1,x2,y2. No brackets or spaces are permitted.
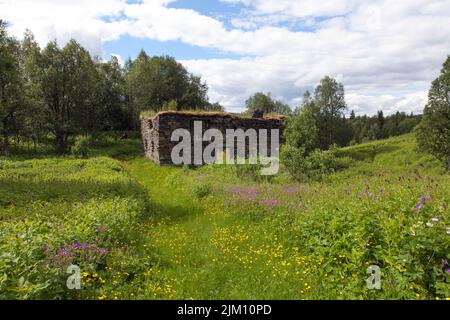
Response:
141,111,285,165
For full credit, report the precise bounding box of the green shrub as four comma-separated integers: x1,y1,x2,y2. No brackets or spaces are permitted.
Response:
415,56,450,170
280,145,307,180
90,132,112,147
165,171,183,187
281,145,349,180
71,136,91,159
192,183,212,199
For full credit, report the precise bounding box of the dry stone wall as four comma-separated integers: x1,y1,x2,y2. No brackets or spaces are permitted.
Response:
141,112,285,165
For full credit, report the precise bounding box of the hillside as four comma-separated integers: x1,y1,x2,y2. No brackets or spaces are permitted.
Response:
0,134,449,299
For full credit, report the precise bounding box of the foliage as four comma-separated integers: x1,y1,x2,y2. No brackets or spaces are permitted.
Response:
97,56,132,131
1,134,449,300
0,156,149,299
192,183,212,199
284,104,318,154
245,92,292,115
0,24,426,160
126,51,211,118
234,162,267,181
285,77,351,154
71,135,91,159
32,40,101,153
281,144,349,180
0,22,449,301
313,76,348,149
122,134,449,300
415,55,450,169
285,76,422,161
350,111,421,143
208,102,225,112
0,26,219,156
0,20,23,157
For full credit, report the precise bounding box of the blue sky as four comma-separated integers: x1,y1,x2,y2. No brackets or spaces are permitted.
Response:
2,0,450,114
102,0,331,61
168,0,243,17
102,0,247,61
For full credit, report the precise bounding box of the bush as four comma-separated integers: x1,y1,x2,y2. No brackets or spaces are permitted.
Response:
280,145,307,180
305,148,340,176
281,145,348,180
90,132,111,147
283,107,318,153
71,135,91,159
192,183,212,199
415,56,450,170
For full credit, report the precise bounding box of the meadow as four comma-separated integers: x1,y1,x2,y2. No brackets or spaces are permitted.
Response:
0,134,449,300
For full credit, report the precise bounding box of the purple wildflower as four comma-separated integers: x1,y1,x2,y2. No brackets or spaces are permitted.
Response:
445,268,450,274
226,186,243,194
285,186,299,196
226,186,258,201
260,198,280,209
418,195,426,203
72,242,82,250
415,203,424,210
45,241,109,268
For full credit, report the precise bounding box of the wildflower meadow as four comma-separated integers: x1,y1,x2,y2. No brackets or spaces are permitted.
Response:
0,134,449,300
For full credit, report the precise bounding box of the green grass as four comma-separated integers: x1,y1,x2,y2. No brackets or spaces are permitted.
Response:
1,134,449,300
338,134,441,169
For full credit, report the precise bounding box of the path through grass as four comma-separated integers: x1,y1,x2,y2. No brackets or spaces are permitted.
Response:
124,159,226,299
1,134,449,299
120,134,450,299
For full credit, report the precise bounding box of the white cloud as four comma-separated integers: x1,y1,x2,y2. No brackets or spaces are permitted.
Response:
346,92,428,116
0,0,128,55
1,0,449,114
222,0,357,18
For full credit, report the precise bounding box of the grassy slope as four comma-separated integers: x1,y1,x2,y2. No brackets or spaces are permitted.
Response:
121,133,449,299
1,134,449,299
0,155,152,299
337,134,442,170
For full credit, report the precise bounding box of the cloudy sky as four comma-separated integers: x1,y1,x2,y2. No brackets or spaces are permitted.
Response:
1,0,450,114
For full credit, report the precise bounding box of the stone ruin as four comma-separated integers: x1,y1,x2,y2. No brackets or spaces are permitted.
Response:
140,111,285,165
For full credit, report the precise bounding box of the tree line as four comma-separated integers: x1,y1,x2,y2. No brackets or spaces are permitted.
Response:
280,57,449,175
245,77,422,148
0,21,222,155
1,21,447,167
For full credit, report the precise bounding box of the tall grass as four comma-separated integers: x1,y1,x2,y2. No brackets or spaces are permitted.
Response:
1,133,449,299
